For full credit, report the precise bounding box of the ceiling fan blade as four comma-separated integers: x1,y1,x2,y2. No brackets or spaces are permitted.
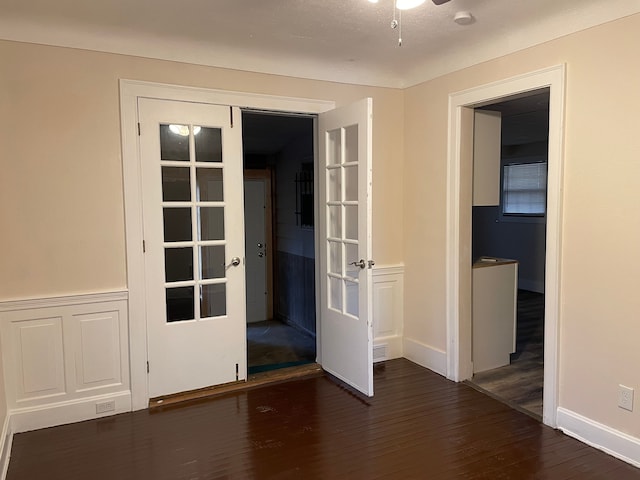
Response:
432,0,451,4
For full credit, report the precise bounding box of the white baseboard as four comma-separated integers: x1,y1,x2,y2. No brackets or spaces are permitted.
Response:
0,414,12,480
557,407,640,468
11,391,131,434
402,337,447,376
373,335,403,363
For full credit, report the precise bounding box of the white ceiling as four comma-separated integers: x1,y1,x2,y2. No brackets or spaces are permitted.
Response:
1,0,638,88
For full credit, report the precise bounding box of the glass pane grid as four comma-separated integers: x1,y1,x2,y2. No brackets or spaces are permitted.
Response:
164,280,196,288
160,122,228,324
199,278,227,286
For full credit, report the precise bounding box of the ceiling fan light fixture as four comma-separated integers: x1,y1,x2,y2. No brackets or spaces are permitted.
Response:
169,124,201,136
396,0,426,10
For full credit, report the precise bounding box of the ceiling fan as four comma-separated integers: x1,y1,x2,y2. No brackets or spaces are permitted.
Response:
432,0,452,4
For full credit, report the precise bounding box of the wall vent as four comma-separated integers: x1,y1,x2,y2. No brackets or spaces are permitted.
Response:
373,344,387,362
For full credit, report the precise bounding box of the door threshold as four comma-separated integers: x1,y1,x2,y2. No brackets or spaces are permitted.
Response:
149,362,323,409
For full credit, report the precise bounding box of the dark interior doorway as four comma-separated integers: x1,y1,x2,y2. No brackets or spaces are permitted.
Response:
241,111,317,374
468,90,549,419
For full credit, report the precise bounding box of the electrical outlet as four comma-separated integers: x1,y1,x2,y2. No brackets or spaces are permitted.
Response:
96,400,116,414
618,385,634,411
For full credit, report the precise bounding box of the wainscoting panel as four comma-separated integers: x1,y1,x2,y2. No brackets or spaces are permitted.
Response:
372,265,404,362
0,291,131,432
11,316,65,403
72,311,123,392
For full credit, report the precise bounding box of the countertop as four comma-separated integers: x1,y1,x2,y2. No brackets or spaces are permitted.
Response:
473,257,519,269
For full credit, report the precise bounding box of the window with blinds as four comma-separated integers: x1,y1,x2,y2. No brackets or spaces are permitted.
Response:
502,162,547,215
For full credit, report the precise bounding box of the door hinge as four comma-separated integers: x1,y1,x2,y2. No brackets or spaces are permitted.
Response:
137,122,141,136
230,107,234,128
147,361,149,373
235,363,239,381
143,240,146,253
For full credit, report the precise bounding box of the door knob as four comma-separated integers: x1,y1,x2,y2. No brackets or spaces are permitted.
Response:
349,259,366,269
230,257,241,267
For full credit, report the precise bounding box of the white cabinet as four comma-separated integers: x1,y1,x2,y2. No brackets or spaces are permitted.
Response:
472,258,518,373
473,110,502,206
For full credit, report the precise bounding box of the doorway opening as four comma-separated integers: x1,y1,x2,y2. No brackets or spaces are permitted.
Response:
241,111,317,375
467,90,549,419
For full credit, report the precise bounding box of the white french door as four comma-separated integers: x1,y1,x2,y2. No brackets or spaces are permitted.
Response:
318,98,374,396
138,98,246,398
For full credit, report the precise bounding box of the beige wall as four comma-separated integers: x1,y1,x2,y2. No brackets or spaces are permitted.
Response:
2,12,640,442
403,14,640,436
0,40,404,300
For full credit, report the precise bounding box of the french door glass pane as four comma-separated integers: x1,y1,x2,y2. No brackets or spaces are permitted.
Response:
165,248,193,282
344,205,358,241
163,208,192,242
196,168,223,201
166,286,194,322
344,165,358,202
345,243,360,279
200,245,225,279
162,167,191,202
328,168,341,201
194,127,223,163
329,277,342,311
329,241,342,275
201,284,226,317
198,207,225,241
344,125,358,164
160,124,190,161
345,280,359,318
327,129,342,165
328,206,341,238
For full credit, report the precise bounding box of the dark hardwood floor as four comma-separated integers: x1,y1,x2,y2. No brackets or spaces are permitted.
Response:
8,359,639,479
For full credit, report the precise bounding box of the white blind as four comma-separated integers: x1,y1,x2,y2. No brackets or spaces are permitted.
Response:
502,162,547,215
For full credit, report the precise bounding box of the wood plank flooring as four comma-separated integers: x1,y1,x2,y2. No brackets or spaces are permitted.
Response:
8,359,639,479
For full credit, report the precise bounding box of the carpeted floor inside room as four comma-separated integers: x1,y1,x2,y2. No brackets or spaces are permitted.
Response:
246,319,316,374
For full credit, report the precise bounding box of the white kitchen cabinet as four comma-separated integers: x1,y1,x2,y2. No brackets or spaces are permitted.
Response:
472,258,518,373
473,110,502,206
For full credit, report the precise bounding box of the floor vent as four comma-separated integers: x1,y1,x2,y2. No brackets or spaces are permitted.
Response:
373,344,387,362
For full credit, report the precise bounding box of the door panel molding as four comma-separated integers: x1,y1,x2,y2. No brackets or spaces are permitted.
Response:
120,80,334,410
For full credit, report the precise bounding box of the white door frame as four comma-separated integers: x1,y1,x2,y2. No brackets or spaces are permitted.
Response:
445,65,566,427
119,79,334,410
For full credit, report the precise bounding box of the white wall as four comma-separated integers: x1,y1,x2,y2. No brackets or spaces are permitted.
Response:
403,13,640,442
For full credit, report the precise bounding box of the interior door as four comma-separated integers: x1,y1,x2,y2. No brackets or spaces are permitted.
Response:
318,98,374,396
244,175,269,323
139,98,246,398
